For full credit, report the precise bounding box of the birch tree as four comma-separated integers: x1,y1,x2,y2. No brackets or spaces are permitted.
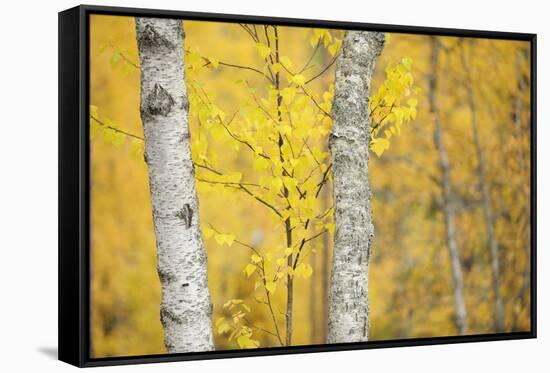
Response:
429,37,468,335
135,17,214,352
327,30,385,343
513,50,531,322
459,41,504,332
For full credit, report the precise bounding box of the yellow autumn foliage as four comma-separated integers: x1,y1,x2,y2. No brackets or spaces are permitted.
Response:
89,15,531,357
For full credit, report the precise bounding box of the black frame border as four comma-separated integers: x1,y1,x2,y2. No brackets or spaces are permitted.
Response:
58,4,537,368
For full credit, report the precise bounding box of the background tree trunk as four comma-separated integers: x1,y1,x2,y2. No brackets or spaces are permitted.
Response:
429,37,468,335
327,31,384,343
460,41,504,333
512,50,531,329
135,17,214,352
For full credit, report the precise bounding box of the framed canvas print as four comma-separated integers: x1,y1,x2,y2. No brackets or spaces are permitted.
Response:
58,4,537,367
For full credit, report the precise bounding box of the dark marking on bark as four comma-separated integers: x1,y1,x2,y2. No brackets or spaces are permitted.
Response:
164,340,174,350
137,23,175,50
175,22,185,39
176,204,193,228
371,33,386,57
143,83,175,118
181,283,189,287
161,308,184,325
181,95,190,112
178,132,190,144
143,151,148,164
158,268,176,283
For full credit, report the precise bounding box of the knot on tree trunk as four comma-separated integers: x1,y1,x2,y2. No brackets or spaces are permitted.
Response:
138,23,176,50
175,203,193,228
143,83,175,118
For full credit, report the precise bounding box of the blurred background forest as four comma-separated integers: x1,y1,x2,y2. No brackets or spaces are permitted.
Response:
89,15,531,357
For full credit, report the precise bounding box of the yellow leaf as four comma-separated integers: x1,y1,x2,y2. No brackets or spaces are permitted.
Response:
295,263,313,278
244,263,256,277
265,281,277,294
309,34,319,48
251,254,262,263
210,124,225,141
272,177,283,191
281,87,296,105
90,120,101,140
302,263,313,278
370,138,390,157
202,227,215,239
402,56,413,70
208,57,219,68
279,125,292,136
217,322,231,334
280,56,293,68
215,233,236,246
323,30,332,47
129,139,144,160
311,147,328,161
237,335,260,349
313,29,325,39
225,234,235,247
253,157,271,172
328,39,342,56
214,234,226,245
228,172,242,183
90,105,99,117
284,247,293,256
255,43,271,59
289,74,306,86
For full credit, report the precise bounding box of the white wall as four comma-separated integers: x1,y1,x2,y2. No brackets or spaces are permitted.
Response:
0,0,545,371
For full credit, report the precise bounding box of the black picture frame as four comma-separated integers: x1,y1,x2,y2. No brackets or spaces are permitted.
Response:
58,4,537,368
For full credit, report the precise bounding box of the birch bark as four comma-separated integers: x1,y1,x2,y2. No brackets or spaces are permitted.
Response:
460,41,504,332
327,31,384,343
429,37,468,335
135,17,214,352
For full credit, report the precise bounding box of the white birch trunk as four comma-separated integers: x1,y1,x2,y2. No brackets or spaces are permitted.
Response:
429,37,468,335
135,17,214,352
327,31,384,343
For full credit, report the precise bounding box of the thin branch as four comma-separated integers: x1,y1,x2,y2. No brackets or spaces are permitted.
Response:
201,58,273,84
209,225,262,257
239,23,259,42
194,163,223,176
108,42,140,69
292,230,329,270
196,177,265,189
243,317,279,339
90,115,144,141
305,53,340,85
315,163,333,198
238,184,283,218
261,268,284,346
300,87,332,118
299,41,321,74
